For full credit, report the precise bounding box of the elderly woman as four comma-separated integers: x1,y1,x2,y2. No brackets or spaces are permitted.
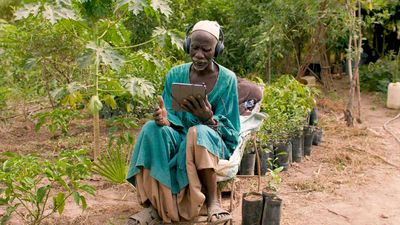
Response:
127,20,240,224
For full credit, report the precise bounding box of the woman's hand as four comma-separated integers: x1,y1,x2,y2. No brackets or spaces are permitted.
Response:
181,95,215,124
153,96,170,126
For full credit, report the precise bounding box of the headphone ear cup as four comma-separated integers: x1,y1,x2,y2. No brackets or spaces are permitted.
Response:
183,37,191,54
214,41,224,57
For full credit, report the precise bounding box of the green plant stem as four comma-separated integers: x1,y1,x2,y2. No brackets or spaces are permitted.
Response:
15,196,35,219
93,25,100,161
112,38,156,49
37,192,74,224
38,188,52,225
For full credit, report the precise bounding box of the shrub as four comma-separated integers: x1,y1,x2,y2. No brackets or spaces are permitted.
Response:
0,150,95,225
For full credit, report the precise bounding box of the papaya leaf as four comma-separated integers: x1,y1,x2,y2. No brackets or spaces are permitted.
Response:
116,0,145,15
14,3,41,20
87,41,124,70
150,0,171,17
103,94,117,109
42,4,77,25
122,77,155,99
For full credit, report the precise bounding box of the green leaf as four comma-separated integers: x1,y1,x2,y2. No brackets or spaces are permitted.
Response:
80,196,88,209
53,192,65,214
103,95,117,109
0,197,8,205
88,95,103,115
80,184,96,195
1,204,19,225
36,186,50,204
72,192,80,205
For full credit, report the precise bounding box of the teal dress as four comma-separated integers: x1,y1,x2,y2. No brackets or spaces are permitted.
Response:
127,63,240,194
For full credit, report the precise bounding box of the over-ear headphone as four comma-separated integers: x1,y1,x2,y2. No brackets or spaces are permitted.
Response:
182,24,225,58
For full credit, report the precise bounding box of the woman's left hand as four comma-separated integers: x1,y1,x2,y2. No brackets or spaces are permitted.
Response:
181,95,213,122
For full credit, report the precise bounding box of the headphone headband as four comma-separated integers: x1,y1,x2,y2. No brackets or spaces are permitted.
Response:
185,24,224,42
183,23,224,57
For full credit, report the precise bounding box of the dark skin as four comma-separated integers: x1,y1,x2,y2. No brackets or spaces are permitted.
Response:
153,31,228,222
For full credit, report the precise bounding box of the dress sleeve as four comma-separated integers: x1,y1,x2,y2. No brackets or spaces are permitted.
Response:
212,75,241,152
162,70,184,128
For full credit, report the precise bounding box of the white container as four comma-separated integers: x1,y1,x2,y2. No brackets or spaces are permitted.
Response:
303,76,316,86
387,82,400,109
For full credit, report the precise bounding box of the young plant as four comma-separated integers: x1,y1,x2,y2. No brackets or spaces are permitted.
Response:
267,156,284,193
92,116,136,184
33,108,81,137
0,150,95,225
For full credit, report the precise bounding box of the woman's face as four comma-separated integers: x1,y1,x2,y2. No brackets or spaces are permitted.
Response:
189,31,217,71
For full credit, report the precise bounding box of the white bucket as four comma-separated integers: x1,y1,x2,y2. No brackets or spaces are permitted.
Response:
387,82,400,109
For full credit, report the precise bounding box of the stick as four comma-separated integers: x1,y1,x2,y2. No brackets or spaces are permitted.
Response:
346,146,399,169
325,207,350,221
383,112,400,145
253,133,261,192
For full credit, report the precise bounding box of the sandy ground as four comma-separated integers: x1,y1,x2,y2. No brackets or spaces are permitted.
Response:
1,78,399,225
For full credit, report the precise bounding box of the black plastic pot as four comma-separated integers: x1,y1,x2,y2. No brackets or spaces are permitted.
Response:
261,191,282,225
312,127,323,145
274,141,292,171
255,143,272,175
290,135,304,163
240,152,256,175
309,107,318,126
242,192,264,225
303,126,315,156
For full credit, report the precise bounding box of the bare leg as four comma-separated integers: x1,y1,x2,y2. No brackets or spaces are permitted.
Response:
198,169,229,222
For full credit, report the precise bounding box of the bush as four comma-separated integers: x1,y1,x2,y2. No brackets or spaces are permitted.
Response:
260,75,317,143
360,51,400,93
0,150,95,225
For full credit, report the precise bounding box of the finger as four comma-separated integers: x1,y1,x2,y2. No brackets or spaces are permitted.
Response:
205,95,212,109
158,96,165,109
180,103,191,113
182,98,195,111
198,95,207,109
153,109,161,119
189,96,201,109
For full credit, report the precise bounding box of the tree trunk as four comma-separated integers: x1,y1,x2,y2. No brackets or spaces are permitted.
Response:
344,0,362,127
319,26,331,90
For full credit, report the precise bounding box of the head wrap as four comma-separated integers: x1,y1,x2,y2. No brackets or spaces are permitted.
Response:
191,20,220,40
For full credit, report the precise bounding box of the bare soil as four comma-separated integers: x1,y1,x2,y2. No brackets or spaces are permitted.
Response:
1,78,400,225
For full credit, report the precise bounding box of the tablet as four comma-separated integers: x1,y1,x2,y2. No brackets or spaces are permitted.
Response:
171,83,207,112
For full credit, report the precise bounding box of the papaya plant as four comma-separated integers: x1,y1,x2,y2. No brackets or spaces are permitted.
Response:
0,150,95,225
10,0,180,159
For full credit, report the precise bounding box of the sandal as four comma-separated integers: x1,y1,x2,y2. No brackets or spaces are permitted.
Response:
207,204,232,225
126,206,161,225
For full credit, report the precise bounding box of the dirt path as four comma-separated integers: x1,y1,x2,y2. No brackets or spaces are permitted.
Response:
277,83,400,225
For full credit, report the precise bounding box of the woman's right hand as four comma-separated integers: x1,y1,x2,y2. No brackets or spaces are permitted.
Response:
153,96,170,126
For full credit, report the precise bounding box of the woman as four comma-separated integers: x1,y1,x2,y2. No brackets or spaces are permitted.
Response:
127,20,240,224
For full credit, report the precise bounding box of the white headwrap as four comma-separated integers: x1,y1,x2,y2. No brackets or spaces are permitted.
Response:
192,20,220,40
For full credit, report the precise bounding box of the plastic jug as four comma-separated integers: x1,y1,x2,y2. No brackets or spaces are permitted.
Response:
387,82,400,109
